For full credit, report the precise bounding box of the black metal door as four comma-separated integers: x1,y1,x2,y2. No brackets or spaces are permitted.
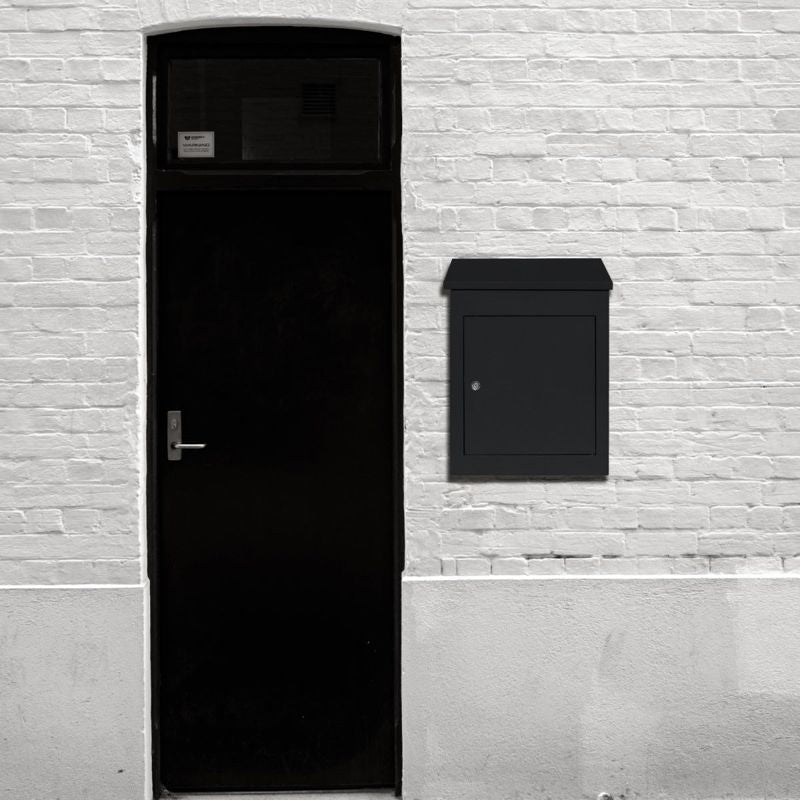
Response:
147,28,401,795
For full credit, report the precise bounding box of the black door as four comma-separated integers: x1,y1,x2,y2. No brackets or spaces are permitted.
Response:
148,28,401,795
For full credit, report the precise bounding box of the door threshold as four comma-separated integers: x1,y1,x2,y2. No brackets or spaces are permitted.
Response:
170,792,397,800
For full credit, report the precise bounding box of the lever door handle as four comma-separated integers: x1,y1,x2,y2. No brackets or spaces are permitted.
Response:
167,410,206,461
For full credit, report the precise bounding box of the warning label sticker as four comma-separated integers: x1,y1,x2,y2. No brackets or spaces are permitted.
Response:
177,131,215,158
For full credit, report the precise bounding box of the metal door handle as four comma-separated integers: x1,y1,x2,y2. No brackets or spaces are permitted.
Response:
167,410,206,461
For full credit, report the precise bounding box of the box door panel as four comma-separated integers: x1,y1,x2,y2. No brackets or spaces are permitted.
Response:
463,315,596,456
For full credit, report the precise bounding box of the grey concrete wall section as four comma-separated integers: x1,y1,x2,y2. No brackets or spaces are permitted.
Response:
403,576,800,800
0,587,147,800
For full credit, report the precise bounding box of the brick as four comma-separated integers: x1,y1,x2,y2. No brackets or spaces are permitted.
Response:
526,558,565,575
564,557,638,575
709,556,783,574
455,557,491,576
491,557,528,575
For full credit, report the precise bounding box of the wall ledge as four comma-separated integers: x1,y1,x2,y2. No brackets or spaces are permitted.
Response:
0,582,146,590
404,573,800,582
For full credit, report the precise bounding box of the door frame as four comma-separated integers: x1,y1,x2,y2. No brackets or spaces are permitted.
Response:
145,26,403,797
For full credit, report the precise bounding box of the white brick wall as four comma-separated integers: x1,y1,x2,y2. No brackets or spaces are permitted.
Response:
402,1,800,577
0,0,144,584
1,0,798,583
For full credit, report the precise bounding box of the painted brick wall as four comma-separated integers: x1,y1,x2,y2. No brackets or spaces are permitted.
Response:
402,3,800,577
0,0,145,584
0,0,798,583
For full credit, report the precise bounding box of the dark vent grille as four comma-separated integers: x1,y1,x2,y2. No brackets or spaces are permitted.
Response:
301,83,336,117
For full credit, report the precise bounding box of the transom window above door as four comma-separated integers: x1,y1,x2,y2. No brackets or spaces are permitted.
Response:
163,56,385,168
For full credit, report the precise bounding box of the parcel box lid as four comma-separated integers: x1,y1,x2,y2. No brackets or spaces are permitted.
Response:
443,258,613,291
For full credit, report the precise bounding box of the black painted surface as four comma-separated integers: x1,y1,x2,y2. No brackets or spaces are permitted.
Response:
446,271,611,477
152,26,395,172
156,190,395,791
464,315,596,456
168,57,382,165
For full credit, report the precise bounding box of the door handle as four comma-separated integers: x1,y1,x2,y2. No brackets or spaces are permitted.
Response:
167,410,206,461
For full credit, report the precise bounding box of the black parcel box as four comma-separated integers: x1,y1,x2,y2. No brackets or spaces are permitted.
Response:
444,258,613,477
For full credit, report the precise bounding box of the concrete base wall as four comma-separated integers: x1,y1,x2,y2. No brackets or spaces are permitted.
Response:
6,577,800,800
0,585,148,800
402,575,800,800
